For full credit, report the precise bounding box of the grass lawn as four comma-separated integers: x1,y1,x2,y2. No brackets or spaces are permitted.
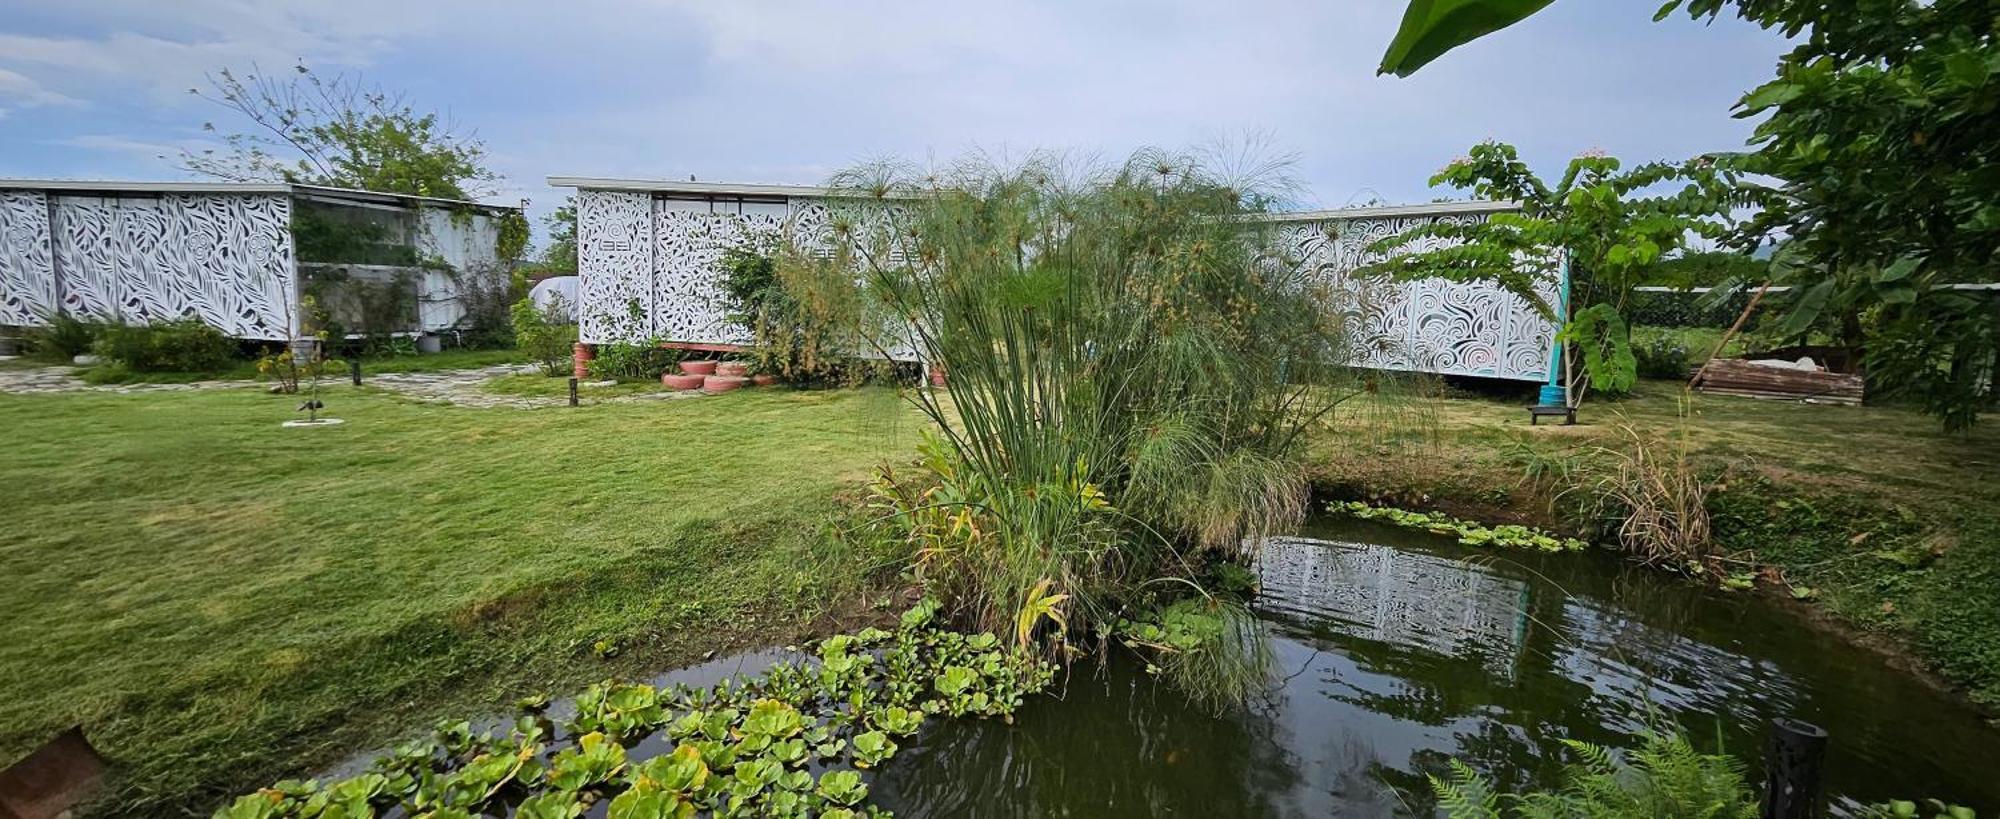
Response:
481,372,669,398
65,347,533,385
0,382,915,816
1313,377,2000,711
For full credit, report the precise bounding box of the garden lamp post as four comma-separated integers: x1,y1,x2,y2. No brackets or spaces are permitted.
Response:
1536,251,1572,409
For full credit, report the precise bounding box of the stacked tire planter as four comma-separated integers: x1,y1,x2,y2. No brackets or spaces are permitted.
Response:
658,359,764,394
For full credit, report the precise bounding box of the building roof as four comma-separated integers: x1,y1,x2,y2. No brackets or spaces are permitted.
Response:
0,178,517,212
545,175,1517,218
546,176,848,199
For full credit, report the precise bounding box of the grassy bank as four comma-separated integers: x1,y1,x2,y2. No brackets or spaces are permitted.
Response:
0,384,912,816
1312,378,2000,710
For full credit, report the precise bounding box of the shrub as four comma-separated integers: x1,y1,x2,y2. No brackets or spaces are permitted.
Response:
512,295,577,376
92,319,237,373
718,241,862,385
1430,729,1757,819
26,311,105,360
1632,330,1696,379
586,339,678,382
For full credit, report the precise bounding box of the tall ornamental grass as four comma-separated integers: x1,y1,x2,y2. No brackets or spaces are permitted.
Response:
802,149,1365,646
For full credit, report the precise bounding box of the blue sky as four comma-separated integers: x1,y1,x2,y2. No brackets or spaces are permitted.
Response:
0,1,1790,240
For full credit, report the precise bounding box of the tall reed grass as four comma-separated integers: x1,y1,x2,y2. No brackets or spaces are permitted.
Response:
799,148,1366,653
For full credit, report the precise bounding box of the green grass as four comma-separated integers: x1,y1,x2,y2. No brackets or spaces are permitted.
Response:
1312,378,2000,709
482,372,670,398
69,348,530,385
0,383,914,816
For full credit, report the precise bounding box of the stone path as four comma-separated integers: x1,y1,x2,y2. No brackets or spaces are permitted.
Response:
0,362,257,395
0,358,704,409
365,364,703,409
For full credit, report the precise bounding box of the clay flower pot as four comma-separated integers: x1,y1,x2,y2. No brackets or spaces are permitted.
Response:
715,361,750,377
661,373,706,390
701,375,750,394
750,374,779,387
679,360,718,376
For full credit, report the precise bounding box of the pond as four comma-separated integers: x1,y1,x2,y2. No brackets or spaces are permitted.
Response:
867,518,2000,817
325,518,1999,816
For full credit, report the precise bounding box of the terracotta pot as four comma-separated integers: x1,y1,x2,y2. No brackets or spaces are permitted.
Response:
661,373,706,390
715,361,750,377
572,343,594,380
679,360,718,376
701,375,750,394
750,374,779,387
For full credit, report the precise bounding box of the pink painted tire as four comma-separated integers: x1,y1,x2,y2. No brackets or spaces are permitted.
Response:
716,361,750,377
701,375,750,394
679,360,718,376
751,374,779,387
661,373,706,390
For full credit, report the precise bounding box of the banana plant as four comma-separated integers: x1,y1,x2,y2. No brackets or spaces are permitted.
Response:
1379,0,1556,77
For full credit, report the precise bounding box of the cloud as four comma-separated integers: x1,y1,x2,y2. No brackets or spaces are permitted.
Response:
52,134,207,162
0,66,83,108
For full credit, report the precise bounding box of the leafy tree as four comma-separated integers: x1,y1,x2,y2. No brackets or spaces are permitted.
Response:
1378,0,2000,428
1362,141,1744,402
181,63,498,200
540,195,579,272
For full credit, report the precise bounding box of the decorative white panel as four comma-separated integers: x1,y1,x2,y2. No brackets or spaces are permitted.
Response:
45,193,294,339
577,191,654,343
651,201,784,345
0,191,56,326
574,190,1555,379
1270,211,1557,382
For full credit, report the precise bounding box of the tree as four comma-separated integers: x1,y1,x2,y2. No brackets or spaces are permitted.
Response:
181,64,498,200
1378,0,2000,429
540,195,579,272
1363,141,1745,402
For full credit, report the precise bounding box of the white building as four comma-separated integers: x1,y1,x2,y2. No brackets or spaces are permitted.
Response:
0,180,521,341
550,175,1560,383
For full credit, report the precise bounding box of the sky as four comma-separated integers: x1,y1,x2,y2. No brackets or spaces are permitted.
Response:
0,1,1792,242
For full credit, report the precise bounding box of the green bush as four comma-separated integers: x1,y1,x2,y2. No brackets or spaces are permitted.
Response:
1431,729,1757,818
26,311,105,360
93,319,238,373
511,296,577,377
585,339,679,382
1632,331,1696,380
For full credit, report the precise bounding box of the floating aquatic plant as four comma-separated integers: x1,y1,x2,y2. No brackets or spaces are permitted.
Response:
213,605,1052,819
1330,500,1589,553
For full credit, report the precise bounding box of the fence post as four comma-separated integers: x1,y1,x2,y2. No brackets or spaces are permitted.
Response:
1761,718,1827,819
568,377,579,407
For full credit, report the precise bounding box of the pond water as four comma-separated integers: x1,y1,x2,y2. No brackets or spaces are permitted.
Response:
868,519,2000,817
325,518,1998,817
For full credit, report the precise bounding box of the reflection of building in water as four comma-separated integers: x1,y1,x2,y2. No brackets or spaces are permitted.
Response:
1256,537,1530,676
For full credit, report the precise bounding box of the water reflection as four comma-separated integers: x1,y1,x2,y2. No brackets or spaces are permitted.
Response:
871,524,2000,817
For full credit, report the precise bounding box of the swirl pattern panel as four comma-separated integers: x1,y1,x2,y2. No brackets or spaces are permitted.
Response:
0,191,56,326
42,193,295,339
1272,211,1556,382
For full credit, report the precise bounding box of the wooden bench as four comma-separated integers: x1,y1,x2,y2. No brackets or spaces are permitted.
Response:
1527,404,1576,426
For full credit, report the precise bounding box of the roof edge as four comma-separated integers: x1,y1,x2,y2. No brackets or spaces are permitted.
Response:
546,176,1515,220
0,179,517,211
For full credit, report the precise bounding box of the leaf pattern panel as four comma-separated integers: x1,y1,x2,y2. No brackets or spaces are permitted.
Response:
0,191,56,326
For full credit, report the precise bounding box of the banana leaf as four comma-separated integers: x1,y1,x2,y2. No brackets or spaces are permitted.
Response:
1378,0,1557,77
